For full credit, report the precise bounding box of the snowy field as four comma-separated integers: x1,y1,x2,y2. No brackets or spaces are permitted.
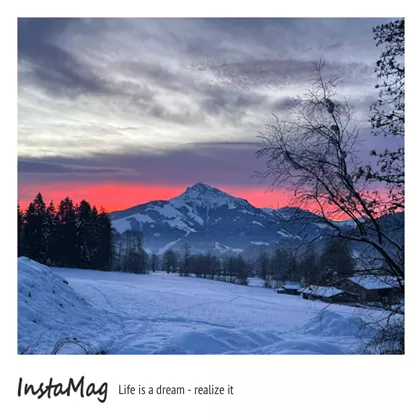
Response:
18,258,381,355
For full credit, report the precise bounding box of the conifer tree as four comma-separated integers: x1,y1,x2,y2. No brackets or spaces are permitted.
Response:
18,203,24,257
56,197,77,267
75,199,93,268
45,200,58,265
19,194,115,271
95,209,113,271
22,193,48,263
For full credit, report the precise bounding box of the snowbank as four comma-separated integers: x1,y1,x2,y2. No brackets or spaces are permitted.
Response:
18,259,381,354
18,257,118,354
302,309,376,339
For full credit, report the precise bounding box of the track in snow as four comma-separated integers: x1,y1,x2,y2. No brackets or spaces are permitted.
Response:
18,260,380,355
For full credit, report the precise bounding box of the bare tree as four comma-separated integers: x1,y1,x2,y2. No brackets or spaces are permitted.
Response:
180,243,191,276
150,253,159,272
163,249,177,273
256,60,404,353
257,61,402,283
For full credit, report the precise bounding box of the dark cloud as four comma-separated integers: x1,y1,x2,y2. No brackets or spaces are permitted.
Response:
18,18,73,44
18,17,399,194
18,141,264,187
18,127,403,190
18,18,109,97
19,43,106,97
272,97,296,112
199,87,267,117
18,160,128,174
18,18,382,102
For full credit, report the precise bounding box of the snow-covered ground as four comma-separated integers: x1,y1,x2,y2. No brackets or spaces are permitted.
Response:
18,258,381,355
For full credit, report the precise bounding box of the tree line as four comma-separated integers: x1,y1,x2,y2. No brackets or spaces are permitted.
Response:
16,195,372,289
155,237,354,288
18,192,149,274
260,237,354,287
158,246,250,285
18,193,113,270
19,194,356,287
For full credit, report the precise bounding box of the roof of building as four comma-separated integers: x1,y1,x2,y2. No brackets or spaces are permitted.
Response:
347,275,400,290
281,284,302,290
299,286,344,298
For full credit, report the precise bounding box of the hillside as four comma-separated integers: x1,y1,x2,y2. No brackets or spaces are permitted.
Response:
18,258,381,355
110,182,403,256
18,257,119,354
110,183,330,254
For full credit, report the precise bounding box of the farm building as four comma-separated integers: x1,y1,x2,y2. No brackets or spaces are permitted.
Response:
299,285,355,304
336,275,403,304
275,284,302,295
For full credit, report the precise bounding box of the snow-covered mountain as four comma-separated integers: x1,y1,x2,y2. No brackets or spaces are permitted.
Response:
110,183,331,254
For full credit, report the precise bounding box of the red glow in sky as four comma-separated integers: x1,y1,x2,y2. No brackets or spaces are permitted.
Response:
19,181,359,220
18,182,294,213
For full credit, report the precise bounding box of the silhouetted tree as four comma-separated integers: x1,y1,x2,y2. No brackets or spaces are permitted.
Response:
19,194,114,272
370,19,404,137
45,200,59,265
150,253,159,272
270,249,283,285
209,253,220,279
257,54,404,352
364,19,405,217
299,248,321,286
55,197,78,267
163,249,177,273
180,243,191,276
115,230,148,274
234,254,248,284
319,237,354,284
257,250,269,281
18,203,24,257
94,208,113,271
22,193,48,263
75,199,93,268
257,60,403,284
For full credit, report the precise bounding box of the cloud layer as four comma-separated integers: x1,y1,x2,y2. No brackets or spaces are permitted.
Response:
18,18,397,207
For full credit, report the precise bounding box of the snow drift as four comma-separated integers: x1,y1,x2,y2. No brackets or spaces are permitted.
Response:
18,257,118,354
18,258,381,354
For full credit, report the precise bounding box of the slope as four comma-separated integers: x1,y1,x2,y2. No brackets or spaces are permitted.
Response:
18,257,119,354
18,259,381,354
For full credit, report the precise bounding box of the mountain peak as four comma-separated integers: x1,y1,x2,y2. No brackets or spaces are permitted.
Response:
188,182,217,192
181,182,225,198
171,182,239,210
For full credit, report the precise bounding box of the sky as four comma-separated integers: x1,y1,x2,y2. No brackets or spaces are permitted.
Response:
18,17,400,212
